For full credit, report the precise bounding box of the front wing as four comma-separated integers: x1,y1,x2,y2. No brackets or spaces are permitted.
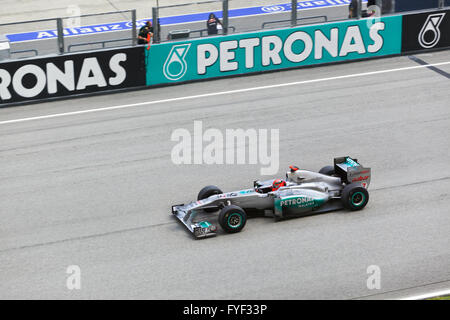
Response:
172,204,218,239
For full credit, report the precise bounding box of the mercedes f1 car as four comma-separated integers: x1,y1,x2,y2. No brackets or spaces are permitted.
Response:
172,156,371,239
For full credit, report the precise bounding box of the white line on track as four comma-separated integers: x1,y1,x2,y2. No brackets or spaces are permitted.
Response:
1,61,449,126
399,288,450,300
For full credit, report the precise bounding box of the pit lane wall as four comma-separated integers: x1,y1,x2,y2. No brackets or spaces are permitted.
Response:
146,15,403,86
0,47,146,105
146,7,450,86
1,8,450,106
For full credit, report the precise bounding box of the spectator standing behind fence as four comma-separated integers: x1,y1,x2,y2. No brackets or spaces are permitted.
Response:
138,21,153,45
206,13,223,35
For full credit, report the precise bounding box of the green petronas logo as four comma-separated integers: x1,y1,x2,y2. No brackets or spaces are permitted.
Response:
163,44,191,81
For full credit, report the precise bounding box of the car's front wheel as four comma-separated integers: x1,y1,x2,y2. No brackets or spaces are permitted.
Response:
197,185,222,200
197,185,223,212
218,205,247,234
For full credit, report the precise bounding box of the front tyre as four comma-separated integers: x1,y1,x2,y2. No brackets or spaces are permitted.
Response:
197,185,222,200
218,205,247,234
198,185,223,213
341,183,369,211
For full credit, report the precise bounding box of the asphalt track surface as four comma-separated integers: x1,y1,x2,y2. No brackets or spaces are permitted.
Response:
0,50,449,299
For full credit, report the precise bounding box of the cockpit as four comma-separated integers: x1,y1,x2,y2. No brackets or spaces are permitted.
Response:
254,178,288,194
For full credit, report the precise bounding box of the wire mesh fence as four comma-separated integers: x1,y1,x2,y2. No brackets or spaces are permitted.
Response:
152,0,354,43
0,19,60,59
1,0,449,62
61,10,136,53
155,0,224,42
0,10,137,60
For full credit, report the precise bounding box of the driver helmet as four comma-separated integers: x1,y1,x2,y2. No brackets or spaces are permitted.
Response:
272,179,286,191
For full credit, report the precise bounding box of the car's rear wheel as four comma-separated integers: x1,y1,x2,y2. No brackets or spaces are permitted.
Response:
198,185,223,212
341,183,369,211
218,205,247,234
319,165,335,176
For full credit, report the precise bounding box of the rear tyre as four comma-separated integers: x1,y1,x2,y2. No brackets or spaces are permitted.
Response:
341,183,369,211
198,185,223,212
319,165,335,176
218,205,247,234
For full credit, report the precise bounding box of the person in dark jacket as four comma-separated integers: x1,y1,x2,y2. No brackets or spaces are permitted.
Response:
138,21,153,45
206,13,223,35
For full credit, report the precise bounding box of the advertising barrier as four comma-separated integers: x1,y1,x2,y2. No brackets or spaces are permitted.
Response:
402,8,450,53
0,46,145,105
145,15,402,86
2,8,450,107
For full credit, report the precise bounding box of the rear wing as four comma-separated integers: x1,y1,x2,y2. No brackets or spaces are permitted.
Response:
334,156,371,188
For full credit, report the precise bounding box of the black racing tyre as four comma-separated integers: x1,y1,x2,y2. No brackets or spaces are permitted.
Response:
198,185,223,213
197,185,222,200
341,183,369,211
319,165,335,176
218,205,247,234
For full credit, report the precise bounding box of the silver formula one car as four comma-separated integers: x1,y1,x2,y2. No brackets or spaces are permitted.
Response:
172,156,371,239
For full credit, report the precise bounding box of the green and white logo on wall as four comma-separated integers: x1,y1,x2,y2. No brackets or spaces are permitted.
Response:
163,43,191,80
146,16,402,86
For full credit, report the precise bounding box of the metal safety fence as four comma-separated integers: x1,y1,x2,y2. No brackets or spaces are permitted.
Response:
150,0,450,44
0,10,137,60
151,0,351,43
1,0,449,62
